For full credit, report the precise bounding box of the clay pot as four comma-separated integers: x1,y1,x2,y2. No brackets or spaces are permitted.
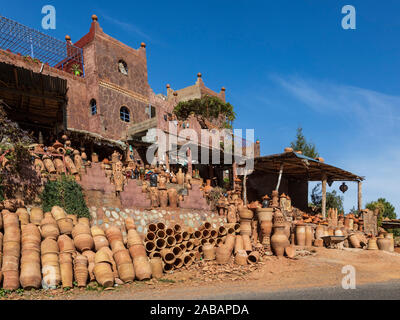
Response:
234,235,244,254
296,225,306,246
166,236,176,248
65,156,78,175
367,238,379,250
82,251,96,282
30,208,43,226
93,236,109,252
57,218,74,235
385,233,395,253
41,238,59,255
4,226,21,243
78,217,90,227
16,208,30,225
53,158,65,174
91,226,105,237
271,225,290,257
129,244,147,259
225,234,236,252
240,220,252,237
126,229,142,248
173,246,183,257
216,245,231,264
349,234,361,249
74,233,94,252
57,235,75,254
160,249,176,264
242,235,253,253
43,158,56,174
182,253,194,267
73,255,89,287
118,263,135,283
256,208,274,223
2,270,20,290
133,256,152,281
94,262,114,288
315,225,325,240
235,250,248,266
51,206,66,221
59,259,73,288
377,236,392,252
176,169,185,185
150,258,163,279
145,232,156,242
260,221,273,245
174,257,184,269
239,209,254,221
125,218,136,231
159,190,168,208
157,230,166,239
41,254,61,288
247,251,260,264
305,226,313,247
113,249,132,266
335,229,344,237
20,255,42,290
40,218,60,240
219,226,227,237
203,244,216,261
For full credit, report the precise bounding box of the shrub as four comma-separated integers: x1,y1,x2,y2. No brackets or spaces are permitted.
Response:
40,175,90,219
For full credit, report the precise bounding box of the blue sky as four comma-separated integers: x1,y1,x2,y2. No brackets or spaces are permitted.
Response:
1,0,399,213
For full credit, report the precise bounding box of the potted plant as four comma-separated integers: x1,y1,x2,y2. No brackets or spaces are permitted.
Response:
71,64,82,76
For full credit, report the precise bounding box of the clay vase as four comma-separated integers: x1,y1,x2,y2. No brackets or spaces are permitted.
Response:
167,189,178,209
367,238,379,250
16,208,30,226
296,225,306,246
159,190,168,208
256,208,274,224
30,208,43,226
51,206,66,221
94,262,114,288
57,235,75,254
106,226,124,245
239,208,254,221
65,156,78,175
315,225,325,240
224,234,236,252
118,263,135,283
133,256,152,281
385,233,395,253
271,225,290,257
260,221,273,246
2,271,20,290
216,245,231,264
203,244,216,261
176,169,185,185
305,226,313,247
234,235,244,254
57,218,74,235
125,218,136,231
242,235,253,253
53,158,65,174
40,216,60,240
43,158,56,174
349,234,361,249
377,236,392,252
247,251,260,264
78,217,90,227
271,190,279,207
20,253,42,289
72,224,94,252
150,258,164,279
59,253,73,288
73,255,89,287
127,229,143,248
235,250,248,266
240,220,252,237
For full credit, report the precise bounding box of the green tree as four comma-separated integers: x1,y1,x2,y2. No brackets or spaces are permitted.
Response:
290,127,319,158
311,183,344,213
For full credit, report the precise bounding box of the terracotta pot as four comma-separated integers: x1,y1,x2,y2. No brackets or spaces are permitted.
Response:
57,218,74,235
163,263,174,273
182,253,194,267
335,229,344,237
145,232,156,242
4,226,21,243
203,244,216,261
367,238,379,250
247,251,260,264
305,226,313,247
349,234,361,249
225,234,236,252
125,218,136,231
133,256,152,281
219,226,227,237
173,257,184,269
74,234,94,252
234,235,244,254
377,236,392,252
242,235,253,253
176,169,185,185
260,221,273,245
240,220,252,237
127,229,142,247
41,254,61,288
30,208,43,226
150,258,163,279
235,250,248,266
285,246,296,259
40,222,60,241
72,223,91,238
16,208,29,225
82,251,96,282
216,245,231,264
173,224,182,234
129,244,147,259
296,225,306,246
3,241,20,258
159,190,168,208
78,217,90,227
94,262,114,288
57,235,75,254
2,270,20,290
167,188,178,208
65,156,78,175
173,246,183,258
157,230,166,239
182,231,191,241
43,158,57,174
41,238,59,255
271,225,290,257
73,255,88,287
239,209,254,221
315,225,325,240
53,158,65,174
59,261,73,288
256,208,274,223
118,263,135,283
166,236,176,248
95,248,113,265
113,249,132,266
51,206,66,221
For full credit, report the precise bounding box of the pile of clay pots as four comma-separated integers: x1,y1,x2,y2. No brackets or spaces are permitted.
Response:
0,205,158,291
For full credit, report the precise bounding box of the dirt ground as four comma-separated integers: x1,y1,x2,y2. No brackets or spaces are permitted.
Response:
4,247,400,300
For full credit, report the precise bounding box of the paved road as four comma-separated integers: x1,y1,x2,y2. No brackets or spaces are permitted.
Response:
194,281,400,300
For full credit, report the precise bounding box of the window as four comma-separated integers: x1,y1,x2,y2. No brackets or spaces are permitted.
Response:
120,107,130,123
90,99,97,115
118,60,128,75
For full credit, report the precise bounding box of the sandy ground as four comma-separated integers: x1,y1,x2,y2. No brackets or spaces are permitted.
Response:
4,247,400,300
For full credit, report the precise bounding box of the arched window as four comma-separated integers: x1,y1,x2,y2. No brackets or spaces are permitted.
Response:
90,99,97,115
118,60,128,75
120,107,130,123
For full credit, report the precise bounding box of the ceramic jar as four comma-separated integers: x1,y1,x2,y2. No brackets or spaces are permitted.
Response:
167,189,178,209
377,235,392,252
203,244,216,261
271,225,290,257
176,169,185,185
385,233,395,253
296,225,306,246
216,245,231,264
305,226,313,247
349,233,361,249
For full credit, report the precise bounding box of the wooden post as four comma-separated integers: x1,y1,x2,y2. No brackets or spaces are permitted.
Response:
358,181,363,212
243,173,248,206
322,174,327,219
275,163,284,191
187,148,193,176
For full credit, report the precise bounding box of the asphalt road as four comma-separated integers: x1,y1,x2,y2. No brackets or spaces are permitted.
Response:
195,281,400,300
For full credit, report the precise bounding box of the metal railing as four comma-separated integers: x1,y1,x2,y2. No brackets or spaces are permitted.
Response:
0,15,84,76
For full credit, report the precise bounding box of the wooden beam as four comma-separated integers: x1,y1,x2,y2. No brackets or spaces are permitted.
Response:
0,86,66,103
358,181,363,212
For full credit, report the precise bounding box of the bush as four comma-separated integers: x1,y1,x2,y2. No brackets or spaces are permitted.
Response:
40,175,90,219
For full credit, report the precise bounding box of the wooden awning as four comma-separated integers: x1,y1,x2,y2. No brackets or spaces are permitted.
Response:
0,62,67,126
254,152,364,182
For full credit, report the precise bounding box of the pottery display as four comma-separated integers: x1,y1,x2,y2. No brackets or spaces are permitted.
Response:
271,225,290,257
295,225,306,246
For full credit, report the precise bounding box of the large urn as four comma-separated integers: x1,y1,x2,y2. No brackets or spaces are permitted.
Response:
271,225,290,257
